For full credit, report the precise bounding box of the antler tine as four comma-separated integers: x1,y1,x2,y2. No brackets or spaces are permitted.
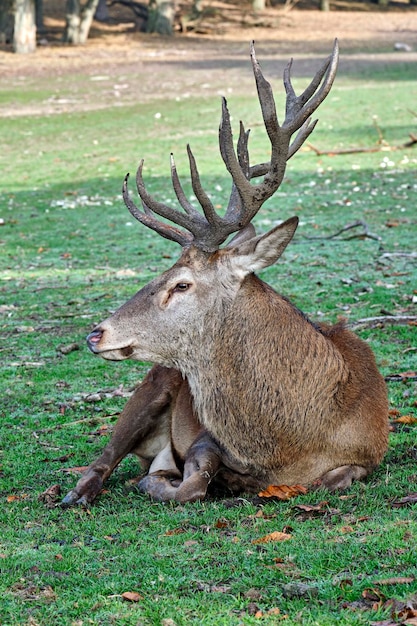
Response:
135,160,198,232
283,39,339,132
122,173,192,247
224,121,250,221
170,153,198,217
250,41,281,147
287,117,318,159
237,121,251,179
186,144,223,229
219,97,263,216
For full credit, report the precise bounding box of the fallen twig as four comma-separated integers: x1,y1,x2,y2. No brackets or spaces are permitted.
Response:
308,132,417,156
385,373,417,382
349,315,417,331
38,413,120,433
379,252,417,259
303,220,380,242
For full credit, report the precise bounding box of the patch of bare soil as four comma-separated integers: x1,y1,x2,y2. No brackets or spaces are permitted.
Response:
0,1,416,117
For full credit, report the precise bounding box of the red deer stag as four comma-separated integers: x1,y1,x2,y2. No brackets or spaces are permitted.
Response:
62,40,388,507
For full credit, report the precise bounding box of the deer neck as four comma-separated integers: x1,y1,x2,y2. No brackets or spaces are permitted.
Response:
181,274,347,465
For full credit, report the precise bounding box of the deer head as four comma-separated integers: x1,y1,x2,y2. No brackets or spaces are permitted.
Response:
87,41,339,368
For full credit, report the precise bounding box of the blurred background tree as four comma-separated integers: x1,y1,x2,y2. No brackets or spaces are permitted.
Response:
1,0,416,53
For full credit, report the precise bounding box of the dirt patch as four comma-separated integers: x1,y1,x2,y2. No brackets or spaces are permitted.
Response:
0,1,416,117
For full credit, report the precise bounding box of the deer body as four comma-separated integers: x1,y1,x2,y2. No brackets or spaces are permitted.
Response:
82,233,387,494
62,41,389,507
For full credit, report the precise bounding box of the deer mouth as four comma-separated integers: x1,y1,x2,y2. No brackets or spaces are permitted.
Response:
86,329,134,361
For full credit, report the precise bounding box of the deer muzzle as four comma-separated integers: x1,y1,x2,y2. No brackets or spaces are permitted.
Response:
87,329,104,353
86,327,136,360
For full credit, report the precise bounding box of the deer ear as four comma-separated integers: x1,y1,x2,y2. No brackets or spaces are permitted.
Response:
228,216,298,276
225,223,257,248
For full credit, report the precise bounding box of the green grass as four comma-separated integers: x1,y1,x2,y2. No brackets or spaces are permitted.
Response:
0,51,416,625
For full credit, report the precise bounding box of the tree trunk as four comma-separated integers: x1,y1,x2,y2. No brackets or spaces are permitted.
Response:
13,0,36,53
320,0,330,9
63,0,100,44
146,0,175,35
35,0,44,32
0,0,14,43
252,0,265,10
64,0,80,42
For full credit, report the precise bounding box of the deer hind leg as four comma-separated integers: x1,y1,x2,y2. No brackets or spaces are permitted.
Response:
317,465,369,492
61,365,183,507
139,432,223,504
137,378,215,504
136,443,183,501
174,432,223,503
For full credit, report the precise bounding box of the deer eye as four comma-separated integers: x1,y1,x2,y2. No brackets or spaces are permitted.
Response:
174,282,190,292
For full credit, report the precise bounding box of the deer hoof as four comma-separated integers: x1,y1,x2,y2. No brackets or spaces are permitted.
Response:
318,465,368,491
137,474,180,501
175,473,210,503
61,490,89,508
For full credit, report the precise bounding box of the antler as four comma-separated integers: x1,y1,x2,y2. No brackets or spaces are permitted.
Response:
123,39,339,252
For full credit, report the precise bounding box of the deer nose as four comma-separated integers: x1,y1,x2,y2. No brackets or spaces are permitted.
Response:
87,329,103,352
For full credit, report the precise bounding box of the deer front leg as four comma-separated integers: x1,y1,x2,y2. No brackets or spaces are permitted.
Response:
61,365,183,507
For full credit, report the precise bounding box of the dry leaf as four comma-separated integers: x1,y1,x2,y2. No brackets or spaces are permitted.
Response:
38,484,61,508
121,591,143,602
164,528,185,536
253,606,285,618
258,484,307,500
392,492,417,507
362,587,386,603
6,494,28,502
215,518,229,529
397,607,417,623
254,509,276,519
399,371,417,379
252,531,292,544
61,466,88,475
294,501,329,513
293,500,341,519
392,415,417,425
340,525,354,534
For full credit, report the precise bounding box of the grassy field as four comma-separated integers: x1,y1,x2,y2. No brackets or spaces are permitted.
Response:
1,44,417,625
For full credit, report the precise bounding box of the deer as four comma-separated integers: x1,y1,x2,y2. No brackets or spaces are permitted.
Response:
62,40,389,507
